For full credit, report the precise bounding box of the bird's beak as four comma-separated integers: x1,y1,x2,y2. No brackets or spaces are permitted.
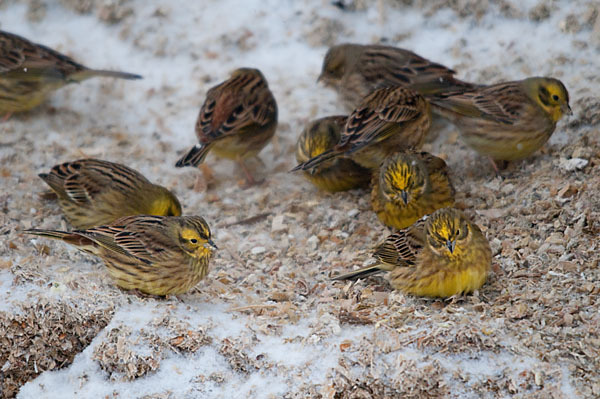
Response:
205,239,218,250
562,103,573,116
400,190,408,205
446,239,455,254
316,74,324,84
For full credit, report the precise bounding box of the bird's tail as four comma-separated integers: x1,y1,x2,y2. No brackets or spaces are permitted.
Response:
70,69,142,82
175,144,212,168
23,229,93,247
290,149,337,172
413,77,477,98
24,228,71,240
37,173,65,197
331,264,386,281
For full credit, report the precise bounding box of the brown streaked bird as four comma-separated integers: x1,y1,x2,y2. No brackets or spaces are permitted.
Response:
332,208,491,298
295,115,371,192
24,215,217,296
371,152,455,229
0,30,141,119
318,43,475,110
430,77,572,163
175,67,278,184
39,159,182,229
292,86,430,172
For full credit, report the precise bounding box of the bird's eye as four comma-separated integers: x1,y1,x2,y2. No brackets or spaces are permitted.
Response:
552,94,559,101
190,238,198,244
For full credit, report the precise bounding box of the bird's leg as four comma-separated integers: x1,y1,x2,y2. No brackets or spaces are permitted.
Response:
487,156,501,177
193,173,206,192
193,164,213,192
487,156,499,173
239,159,257,186
2,112,13,122
487,157,510,178
236,157,266,187
124,288,166,300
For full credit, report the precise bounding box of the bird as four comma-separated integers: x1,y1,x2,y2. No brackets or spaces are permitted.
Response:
292,86,431,172
24,215,217,296
295,115,371,192
38,159,182,229
175,67,278,185
371,152,455,229
430,77,572,163
0,30,141,119
332,208,492,298
318,43,475,110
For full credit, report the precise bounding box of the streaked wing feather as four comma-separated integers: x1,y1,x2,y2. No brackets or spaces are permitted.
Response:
63,174,96,204
433,82,523,124
470,83,523,124
417,151,447,173
81,216,169,263
0,36,26,72
0,31,84,77
77,227,135,260
49,159,144,204
373,220,426,266
196,71,274,142
340,88,421,150
112,216,172,261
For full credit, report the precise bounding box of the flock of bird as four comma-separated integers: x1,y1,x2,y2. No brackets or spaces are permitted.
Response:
3,30,572,298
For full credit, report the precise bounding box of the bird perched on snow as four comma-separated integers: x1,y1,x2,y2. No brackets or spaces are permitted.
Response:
318,43,474,110
430,77,572,165
292,86,430,172
295,115,371,192
25,215,217,296
0,30,141,119
175,67,278,185
38,159,182,229
333,208,491,298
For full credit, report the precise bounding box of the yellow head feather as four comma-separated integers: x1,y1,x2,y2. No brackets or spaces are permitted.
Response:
523,77,571,123
425,208,471,260
380,153,427,204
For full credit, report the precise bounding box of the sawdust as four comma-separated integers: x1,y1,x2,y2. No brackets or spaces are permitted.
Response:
1,0,599,398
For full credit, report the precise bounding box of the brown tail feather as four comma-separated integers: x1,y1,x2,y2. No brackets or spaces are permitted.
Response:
290,149,337,172
23,229,93,247
175,144,211,168
70,69,142,82
37,173,64,197
331,265,386,281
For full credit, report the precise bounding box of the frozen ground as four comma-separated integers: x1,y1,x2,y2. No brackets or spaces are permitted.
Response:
0,0,599,398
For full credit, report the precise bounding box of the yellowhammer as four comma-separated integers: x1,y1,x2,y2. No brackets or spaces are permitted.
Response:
0,30,141,119
25,215,217,296
175,67,278,185
292,86,430,172
318,43,474,110
333,208,491,298
39,159,182,229
295,115,371,192
431,77,571,163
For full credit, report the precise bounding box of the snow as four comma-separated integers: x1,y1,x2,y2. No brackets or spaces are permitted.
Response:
1,0,597,397
17,302,370,398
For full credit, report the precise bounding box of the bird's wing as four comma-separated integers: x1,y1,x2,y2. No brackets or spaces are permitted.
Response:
82,216,171,263
196,73,276,142
373,219,426,267
341,88,422,151
0,31,84,79
431,82,524,124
